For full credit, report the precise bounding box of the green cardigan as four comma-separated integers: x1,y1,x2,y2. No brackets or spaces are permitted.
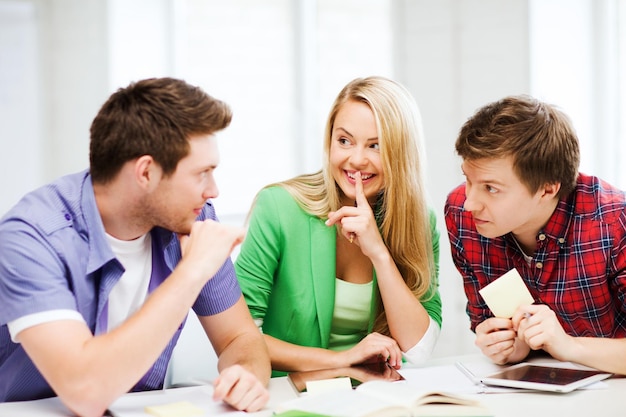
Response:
235,186,442,370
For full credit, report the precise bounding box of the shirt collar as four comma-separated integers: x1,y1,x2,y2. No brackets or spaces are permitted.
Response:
539,190,575,244
79,171,117,274
80,171,181,274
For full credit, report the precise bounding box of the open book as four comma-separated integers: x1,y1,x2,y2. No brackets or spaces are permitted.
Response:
275,379,492,417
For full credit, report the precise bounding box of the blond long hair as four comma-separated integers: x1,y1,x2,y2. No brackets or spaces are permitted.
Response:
257,76,434,336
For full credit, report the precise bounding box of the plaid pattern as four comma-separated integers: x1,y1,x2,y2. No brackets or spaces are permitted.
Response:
444,173,626,337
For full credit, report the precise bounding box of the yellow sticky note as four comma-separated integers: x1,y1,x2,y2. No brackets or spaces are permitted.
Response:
305,377,352,396
144,401,205,417
479,268,534,318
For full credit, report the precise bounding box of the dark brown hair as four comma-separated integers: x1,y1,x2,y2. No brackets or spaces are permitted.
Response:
89,77,232,183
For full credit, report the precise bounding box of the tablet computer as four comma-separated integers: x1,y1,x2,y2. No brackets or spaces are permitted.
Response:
287,361,404,393
480,363,612,393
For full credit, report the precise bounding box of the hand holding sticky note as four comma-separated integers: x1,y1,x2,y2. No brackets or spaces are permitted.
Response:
479,268,534,318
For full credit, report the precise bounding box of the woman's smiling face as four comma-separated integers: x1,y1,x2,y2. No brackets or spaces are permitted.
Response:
329,99,384,206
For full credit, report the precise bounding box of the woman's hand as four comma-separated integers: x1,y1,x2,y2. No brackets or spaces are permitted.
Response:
325,172,386,259
338,332,403,369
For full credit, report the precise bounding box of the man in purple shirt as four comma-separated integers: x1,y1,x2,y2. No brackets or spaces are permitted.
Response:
0,77,270,417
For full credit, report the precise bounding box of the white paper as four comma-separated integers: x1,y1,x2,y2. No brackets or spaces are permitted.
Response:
108,385,249,417
305,376,352,396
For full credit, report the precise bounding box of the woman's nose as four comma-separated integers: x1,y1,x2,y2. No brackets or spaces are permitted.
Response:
349,147,368,167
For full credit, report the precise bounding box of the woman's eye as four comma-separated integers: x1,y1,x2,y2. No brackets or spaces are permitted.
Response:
370,143,380,150
338,137,350,145
485,185,497,193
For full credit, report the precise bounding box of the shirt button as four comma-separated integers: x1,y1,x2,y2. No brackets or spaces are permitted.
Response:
64,213,71,221
536,262,543,269
538,234,546,241
558,237,565,244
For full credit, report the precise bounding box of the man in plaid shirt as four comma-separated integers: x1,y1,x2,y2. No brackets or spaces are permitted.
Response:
445,95,626,375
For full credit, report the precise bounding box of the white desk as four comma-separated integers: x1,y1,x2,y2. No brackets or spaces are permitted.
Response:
0,378,297,417
1,355,624,417
410,354,626,417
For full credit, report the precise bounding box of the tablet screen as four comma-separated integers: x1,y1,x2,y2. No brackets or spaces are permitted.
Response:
490,364,604,386
481,363,612,392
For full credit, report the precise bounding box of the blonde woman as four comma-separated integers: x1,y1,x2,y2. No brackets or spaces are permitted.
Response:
235,76,441,375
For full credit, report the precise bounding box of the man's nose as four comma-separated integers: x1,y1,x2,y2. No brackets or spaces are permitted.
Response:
463,185,479,212
203,177,219,200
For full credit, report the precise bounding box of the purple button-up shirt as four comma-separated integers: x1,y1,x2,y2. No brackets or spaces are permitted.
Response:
0,170,241,402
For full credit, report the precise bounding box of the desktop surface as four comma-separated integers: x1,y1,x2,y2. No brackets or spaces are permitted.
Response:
1,354,625,417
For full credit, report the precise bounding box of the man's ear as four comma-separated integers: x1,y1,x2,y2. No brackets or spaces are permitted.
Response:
134,155,160,189
541,182,561,199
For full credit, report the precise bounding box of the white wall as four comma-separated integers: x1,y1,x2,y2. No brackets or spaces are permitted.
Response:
1,0,623,385
393,0,531,359
0,1,42,208
0,0,108,213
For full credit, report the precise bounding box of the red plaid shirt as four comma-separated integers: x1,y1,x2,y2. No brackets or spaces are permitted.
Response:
445,173,626,337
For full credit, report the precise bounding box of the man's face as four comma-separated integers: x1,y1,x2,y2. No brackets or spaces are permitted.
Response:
147,134,220,235
461,156,545,239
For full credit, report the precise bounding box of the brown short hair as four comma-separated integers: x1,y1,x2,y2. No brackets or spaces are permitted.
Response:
89,77,232,183
455,95,580,197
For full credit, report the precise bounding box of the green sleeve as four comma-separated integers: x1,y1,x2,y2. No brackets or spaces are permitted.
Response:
235,187,284,321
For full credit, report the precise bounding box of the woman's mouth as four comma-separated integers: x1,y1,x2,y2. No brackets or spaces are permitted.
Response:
346,170,374,181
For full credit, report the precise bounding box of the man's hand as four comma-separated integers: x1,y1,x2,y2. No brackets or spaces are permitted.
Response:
212,365,269,412
178,220,245,282
475,317,529,365
512,304,573,361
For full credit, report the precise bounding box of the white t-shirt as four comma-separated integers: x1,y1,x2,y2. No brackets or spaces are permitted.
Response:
105,232,152,331
8,233,153,341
